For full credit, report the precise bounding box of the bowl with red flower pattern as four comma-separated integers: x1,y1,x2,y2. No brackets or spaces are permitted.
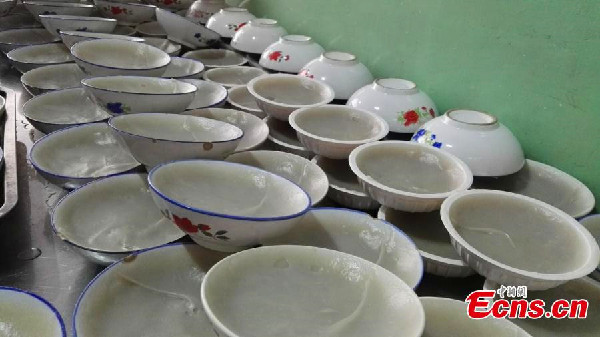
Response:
148,160,311,252
259,35,324,73
95,0,156,26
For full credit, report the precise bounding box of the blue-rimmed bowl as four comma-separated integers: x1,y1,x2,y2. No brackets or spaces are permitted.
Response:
148,160,311,252
181,79,227,110
39,14,117,38
95,0,156,26
29,123,140,189
156,7,220,48
59,30,145,49
0,287,66,337
20,63,86,96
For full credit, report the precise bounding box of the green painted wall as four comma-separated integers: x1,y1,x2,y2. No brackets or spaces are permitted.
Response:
248,0,600,208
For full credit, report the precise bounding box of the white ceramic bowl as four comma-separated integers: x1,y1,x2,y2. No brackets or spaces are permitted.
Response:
95,0,156,26
300,51,374,100
0,28,59,53
349,141,473,212
161,57,204,79
227,85,264,117
347,78,438,133
183,48,246,68
134,20,165,37
71,39,170,76
39,15,117,38
29,123,140,189
22,88,110,133
260,35,324,73
6,42,72,73
0,0,17,17
148,160,311,252
264,116,312,158
52,173,185,264
21,63,85,95
59,30,144,48
231,18,287,54
180,79,227,110
473,159,595,218
203,66,266,88
185,0,226,24
247,73,335,121
201,245,425,337
23,1,94,21
142,37,181,56
82,76,196,115
109,113,243,168
155,7,220,48
378,206,474,277
226,150,328,205
441,189,600,290
0,287,66,337
206,7,255,38
290,105,389,159
412,109,525,176
184,108,268,152
145,0,194,10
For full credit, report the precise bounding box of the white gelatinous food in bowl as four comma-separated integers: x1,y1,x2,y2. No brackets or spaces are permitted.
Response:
0,287,66,337
264,116,312,158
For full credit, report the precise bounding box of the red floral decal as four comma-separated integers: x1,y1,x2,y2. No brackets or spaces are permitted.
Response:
164,0,173,4
198,224,211,231
110,6,123,15
235,22,246,31
269,51,282,61
173,215,199,233
299,69,313,79
403,110,419,126
429,108,435,117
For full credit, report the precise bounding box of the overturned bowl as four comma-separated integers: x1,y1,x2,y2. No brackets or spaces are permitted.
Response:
39,14,117,38
59,30,144,49
135,20,165,37
203,66,266,89
155,7,220,48
6,42,72,73
0,287,66,337
21,63,85,95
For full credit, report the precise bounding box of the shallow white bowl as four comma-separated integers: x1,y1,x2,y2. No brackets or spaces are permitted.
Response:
155,7,220,48
23,1,94,21
52,173,185,264
59,30,144,48
148,160,311,252
206,7,255,38
161,57,204,79
0,287,66,337
82,76,196,115
180,79,227,110
260,35,324,73
39,14,117,38
112,25,136,35
184,108,268,152
0,0,17,17
22,87,111,133
201,245,425,337
203,66,266,88
226,150,328,205
71,39,171,76
6,42,72,73
349,141,473,212
226,85,263,117
441,189,600,290
142,37,181,56
0,28,59,53
377,206,474,277
230,18,287,54
109,113,243,168
135,20,165,37
247,73,335,121
290,105,389,159
29,123,140,189
183,48,246,68
95,0,156,26
264,116,312,158
21,63,85,95
412,109,525,177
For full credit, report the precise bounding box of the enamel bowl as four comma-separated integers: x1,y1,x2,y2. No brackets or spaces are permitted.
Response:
95,0,156,26
145,0,194,11
0,287,66,337
247,73,335,121
0,28,59,53
313,156,380,210
181,79,227,110
0,0,17,17
135,20,165,37
289,105,389,159
203,66,266,88
21,63,85,95
206,7,255,38
73,243,229,337
412,109,525,177
226,150,328,205
349,141,473,212
300,51,374,100
264,116,312,158
82,76,197,115
109,113,243,168
262,208,424,288
6,42,72,73
52,173,185,265
260,35,324,73
59,30,145,49
441,189,600,290
473,159,595,218
201,245,425,337
148,160,311,252
580,214,600,274
142,37,181,56
184,108,268,152
227,85,264,117
182,48,246,68
230,18,287,54
39,15,117,38
72,39,171,76
23,1,94,21
161,57,204,79
420,297,532,337
29,123,140,189
155,7,220,48
378,206,474,277
22,88,111,133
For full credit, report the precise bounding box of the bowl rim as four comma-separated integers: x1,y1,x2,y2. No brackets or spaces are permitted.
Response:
70,39,170,71
161,56,205,79
142,37,182,54
440,189,600,281
181,79,228,110
289,104,389,145
148,159,312,222
203,66,267,87
579,213,600,272
226,85,261,113
39,14,116,22
264,116,309,152
58,30,144,42
81,75,198,95
6,42,71,65
349,140,474,198
0,28,60,46
182,49,247,68
247,73,335,109
23,0,94,8
0,286,67,337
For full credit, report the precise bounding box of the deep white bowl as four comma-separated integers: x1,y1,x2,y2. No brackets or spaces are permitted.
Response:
264,116,312,158
0,287,66,337
59,30,145,49
95,0,156,26
6,42,72,73
134,20,165,37
142,37,181,56
227,85,264,117
183,48,246,68
23,1,94,21
39,14,117,38
260,35,324,73
230,18,287,54
180,79,227,110
155,7,220,48
21,63,85,95
161,57,204,79
206,7,255,38
0,28,59,53
203,66,266,88
71,39,171,76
